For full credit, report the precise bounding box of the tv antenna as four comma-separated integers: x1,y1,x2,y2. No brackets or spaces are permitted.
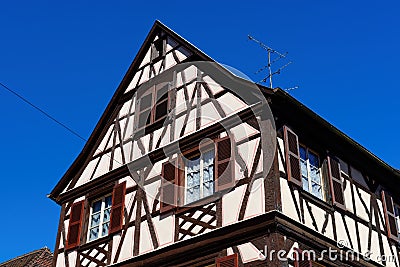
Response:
248,35,292,89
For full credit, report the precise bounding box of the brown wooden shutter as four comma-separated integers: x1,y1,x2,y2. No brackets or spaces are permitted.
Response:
66,200,84,250
160,158,179,213
109,181,126,234
215,136,235,192
327,155,345,209
294,248,312,267
283,126,302,187
216,254,238,267
381,190,399,241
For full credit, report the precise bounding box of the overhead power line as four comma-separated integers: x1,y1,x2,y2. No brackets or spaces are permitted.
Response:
0,81,87,141
0,81,126,166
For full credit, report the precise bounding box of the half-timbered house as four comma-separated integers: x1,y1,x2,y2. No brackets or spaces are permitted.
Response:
49,21,400,267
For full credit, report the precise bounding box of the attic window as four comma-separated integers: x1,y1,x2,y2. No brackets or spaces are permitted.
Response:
137,83,169,130
151,38,164,61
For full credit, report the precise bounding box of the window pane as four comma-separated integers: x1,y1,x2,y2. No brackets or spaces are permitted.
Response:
203,181,214,198
300,159,308,177
187,158,200,186
103,208,111,223
186,156,201,204
203,150,214,180
310,165,321,184
155,100,168,121
339,158,349,175
102,222,110,237
203,150,214,167
92,200,102,213
302,177,309,192
156,84,168,101
299,146,307,160
90,213,101,227
89,226,99,241
187,172,199,188
186,185,200,203
203,165,214,183
105,196,112,208
311,182,323,199
203,150,215,198
140,94,152,111
309,151,319,168
138,111,151,127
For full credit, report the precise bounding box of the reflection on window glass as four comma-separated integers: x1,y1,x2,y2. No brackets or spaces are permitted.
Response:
186,156,201,204
185,149,215,204
203,150,214,198
299,146,323,200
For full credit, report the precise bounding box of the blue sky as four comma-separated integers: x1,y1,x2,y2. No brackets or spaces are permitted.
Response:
0,0,399,262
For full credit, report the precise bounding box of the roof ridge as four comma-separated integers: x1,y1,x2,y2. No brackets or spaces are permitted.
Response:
48,20,215,202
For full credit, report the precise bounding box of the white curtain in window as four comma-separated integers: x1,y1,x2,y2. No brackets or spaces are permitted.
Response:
186,157,201,203
203,150,214,198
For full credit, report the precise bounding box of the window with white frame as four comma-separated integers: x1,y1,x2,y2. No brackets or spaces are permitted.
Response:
88,195,112,241
299,145,324,200
185,148,215,204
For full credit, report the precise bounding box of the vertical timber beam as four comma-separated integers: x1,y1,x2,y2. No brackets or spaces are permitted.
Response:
53,204,66,267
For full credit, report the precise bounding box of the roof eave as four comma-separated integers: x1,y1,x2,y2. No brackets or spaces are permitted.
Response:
265,86,400,184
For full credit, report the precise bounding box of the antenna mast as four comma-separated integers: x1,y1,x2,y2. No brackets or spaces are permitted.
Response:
248,35,291,88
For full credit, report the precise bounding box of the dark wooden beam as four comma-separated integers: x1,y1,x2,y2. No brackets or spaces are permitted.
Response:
56,103,262,205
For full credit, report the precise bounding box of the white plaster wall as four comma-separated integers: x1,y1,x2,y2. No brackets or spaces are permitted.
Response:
200,101,221,127
218,93,246,116
353,185,370,222
56,254,65,267
277,137,286,174
280,178,301,222
117,226,135,262
243,178,265,219
222,184,246,226
139,221,154,255
67,251,77,267
303,201,334,240
153,215,174,248
343,180,353,213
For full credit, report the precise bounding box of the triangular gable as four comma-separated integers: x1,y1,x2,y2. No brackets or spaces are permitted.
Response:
49,21,214,202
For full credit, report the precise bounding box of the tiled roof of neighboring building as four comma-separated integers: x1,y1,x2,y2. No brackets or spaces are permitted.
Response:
0,247,53,267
